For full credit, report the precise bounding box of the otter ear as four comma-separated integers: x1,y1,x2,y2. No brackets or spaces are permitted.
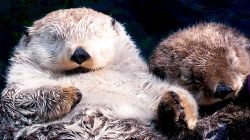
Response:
18,36,29,49
18,27,31,48
110,18,129,37
20,26,31,47
111,18,116,27
111,18,123,35
111,18,118,34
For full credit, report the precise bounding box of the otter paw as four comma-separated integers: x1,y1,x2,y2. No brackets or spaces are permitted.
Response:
157,91,197,131
46,87,82,121
62,87,82,108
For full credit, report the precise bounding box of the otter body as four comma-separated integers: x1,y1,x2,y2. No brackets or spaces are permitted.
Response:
1,8,197,139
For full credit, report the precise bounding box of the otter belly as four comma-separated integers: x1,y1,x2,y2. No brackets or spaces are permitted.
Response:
60,71,156,123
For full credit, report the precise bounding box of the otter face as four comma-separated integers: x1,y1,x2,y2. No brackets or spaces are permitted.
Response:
149,23,250,105
179,48,249,105
21,8,123,72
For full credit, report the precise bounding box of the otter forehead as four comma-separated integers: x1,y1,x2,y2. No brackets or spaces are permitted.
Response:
168,24,246,68
174,23,246,50
28,8,115,39
18,8,125,72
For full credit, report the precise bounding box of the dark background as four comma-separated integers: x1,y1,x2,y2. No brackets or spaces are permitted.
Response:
0,0,250,90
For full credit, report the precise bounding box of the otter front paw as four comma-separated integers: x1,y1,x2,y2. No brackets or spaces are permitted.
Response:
157,91,198,131
62,87,82,108
2,86,83,124
46,86,82,120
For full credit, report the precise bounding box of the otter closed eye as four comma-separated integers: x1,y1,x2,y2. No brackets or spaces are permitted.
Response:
149,22,250,105
214,83,234,99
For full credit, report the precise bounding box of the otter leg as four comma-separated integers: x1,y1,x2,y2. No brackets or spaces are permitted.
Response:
157,90,198,131
1,84,82,125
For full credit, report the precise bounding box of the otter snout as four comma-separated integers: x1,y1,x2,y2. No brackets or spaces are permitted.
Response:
71,47,90,64
214,83,233,99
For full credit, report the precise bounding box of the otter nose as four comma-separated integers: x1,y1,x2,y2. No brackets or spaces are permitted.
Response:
214,83,233,99
71,47,90,64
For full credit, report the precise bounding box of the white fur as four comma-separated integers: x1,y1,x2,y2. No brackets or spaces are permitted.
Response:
3,8,198,138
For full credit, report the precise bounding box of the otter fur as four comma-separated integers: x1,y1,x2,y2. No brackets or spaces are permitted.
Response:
149,23,250,105
0,8,198,139
149,23,250,139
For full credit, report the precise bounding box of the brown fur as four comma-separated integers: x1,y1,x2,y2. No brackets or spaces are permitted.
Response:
149,22,250,105
48,86,82,120
149,22,250,139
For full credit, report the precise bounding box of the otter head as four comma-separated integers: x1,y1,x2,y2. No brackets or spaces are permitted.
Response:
150,23,250,105
180,45,250,105
18,8,127,72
